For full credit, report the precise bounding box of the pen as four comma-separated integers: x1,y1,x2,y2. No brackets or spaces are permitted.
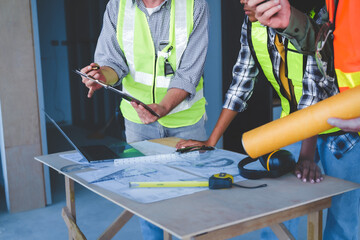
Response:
129,181,209,188
176,145,215,153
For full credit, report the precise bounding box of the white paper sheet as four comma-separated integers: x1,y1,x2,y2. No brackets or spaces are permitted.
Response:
129,141,176,155
76,148,250,203
77,164,207,203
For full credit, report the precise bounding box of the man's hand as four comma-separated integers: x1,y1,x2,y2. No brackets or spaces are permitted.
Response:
131,102,162,124
80,63,106,98
175,139,210,149
80,63,118,98
295,136,322,183
131,88,189,124
328,117,360,133
247,0,291,30
295,158,323,183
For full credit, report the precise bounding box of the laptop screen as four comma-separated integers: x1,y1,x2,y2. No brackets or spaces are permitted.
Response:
44,111,144,162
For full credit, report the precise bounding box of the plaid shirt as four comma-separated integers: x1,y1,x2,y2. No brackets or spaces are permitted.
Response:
224,16,359,159
301,49,359,159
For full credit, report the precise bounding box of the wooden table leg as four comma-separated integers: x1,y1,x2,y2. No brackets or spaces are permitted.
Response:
164,231,172,240
98,210,134,240
63,176,85,240
307,210,323,240
62,207,86,240
65,177,76,220
270,223,295,240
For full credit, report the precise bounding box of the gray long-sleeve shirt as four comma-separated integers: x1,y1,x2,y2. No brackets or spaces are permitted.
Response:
94,0,209,100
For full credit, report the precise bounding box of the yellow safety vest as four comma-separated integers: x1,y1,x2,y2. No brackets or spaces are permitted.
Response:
116,0,205,128
250,21,302,117
249,21,339,134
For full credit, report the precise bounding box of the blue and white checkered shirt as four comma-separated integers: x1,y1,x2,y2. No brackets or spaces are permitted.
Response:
224,16,359,159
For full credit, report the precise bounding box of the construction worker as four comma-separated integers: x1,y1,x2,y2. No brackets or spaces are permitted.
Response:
247,0,360,239
80,0,209,239
177,0,331,238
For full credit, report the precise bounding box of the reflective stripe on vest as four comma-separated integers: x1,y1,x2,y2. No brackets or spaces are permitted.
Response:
250,21,339,135
336,70,360,92
250,21,303,118
116,0,205,127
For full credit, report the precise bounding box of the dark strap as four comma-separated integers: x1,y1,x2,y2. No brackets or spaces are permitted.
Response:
333,0,339,25
232,182,267,189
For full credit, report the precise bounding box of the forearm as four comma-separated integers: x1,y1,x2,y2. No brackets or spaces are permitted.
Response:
207,109,238,146
299,135,318,160
159,88,189,116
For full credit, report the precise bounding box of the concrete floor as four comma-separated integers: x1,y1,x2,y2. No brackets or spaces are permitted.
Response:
0,171,142,239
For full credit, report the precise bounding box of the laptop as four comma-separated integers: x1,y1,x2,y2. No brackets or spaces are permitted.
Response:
44,111,144,162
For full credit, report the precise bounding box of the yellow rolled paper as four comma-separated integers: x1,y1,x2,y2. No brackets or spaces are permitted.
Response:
242,85,360,158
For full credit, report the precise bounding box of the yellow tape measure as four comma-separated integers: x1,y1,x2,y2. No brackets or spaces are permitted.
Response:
129,173,267,189
209,173,234,189
209,173,267,189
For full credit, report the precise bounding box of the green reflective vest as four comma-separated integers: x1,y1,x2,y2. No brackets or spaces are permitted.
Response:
116,0,205,128
249,21,339,135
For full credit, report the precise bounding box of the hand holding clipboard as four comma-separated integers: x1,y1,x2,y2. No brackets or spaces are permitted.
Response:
74,69,160,118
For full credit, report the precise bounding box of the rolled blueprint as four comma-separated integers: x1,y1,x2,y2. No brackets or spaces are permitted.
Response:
242,85,360,158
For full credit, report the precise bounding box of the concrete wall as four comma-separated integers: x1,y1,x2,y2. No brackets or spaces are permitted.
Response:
0,0,46,212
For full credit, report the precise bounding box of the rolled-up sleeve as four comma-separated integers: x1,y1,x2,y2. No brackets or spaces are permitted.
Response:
94,0,129,85
298,54,338,110
168,0,209,100
279,6,328,55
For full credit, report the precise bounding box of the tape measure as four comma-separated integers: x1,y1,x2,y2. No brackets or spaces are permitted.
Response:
129,173,267,189
209,173,233,189
208,173,267,189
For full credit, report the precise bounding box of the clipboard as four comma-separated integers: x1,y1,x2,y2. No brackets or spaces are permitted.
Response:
74,69,160,117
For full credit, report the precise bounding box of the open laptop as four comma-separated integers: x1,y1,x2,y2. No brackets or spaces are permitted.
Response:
44,111,144,162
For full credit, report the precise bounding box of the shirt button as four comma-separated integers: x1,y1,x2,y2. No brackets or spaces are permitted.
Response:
294,28,299,33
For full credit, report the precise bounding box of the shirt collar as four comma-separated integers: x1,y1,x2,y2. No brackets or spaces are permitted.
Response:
132,0,170,9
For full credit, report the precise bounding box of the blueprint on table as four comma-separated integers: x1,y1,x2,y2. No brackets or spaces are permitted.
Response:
77,163,207,203
76,148,249,203
58,140,176,172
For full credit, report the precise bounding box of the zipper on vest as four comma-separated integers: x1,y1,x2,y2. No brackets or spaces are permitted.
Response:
271,38,296,114
270,43,293,115
284,40,298,114
152,53,157,103
275,70,297,114
249,23,295,115
274,69,294,113
287,82,298,113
